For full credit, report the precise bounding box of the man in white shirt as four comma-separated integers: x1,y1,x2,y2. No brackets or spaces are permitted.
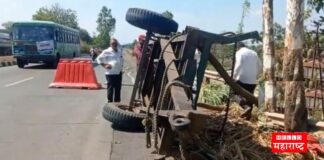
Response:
233,42,262,120
96,38,124,102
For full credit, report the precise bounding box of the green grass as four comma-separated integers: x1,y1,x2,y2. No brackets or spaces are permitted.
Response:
199,82,229,105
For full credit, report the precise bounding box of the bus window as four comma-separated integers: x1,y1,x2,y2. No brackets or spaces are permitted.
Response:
12,26,53,41
65,33,67,43
59,32,62,42
54,30,58,41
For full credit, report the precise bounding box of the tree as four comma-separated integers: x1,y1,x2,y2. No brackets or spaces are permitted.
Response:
307,0,324,13
273,23,285,47
161,10,173,19
79,28,92,43
95,6,116,49
1,21,14,32
32,3,79,29
262,0,276,112
282,0,308,131
237,0,251,33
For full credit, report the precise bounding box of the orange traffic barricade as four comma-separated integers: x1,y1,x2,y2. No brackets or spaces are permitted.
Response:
49,58,102,89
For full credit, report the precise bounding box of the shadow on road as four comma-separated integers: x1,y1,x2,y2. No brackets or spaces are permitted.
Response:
24,64,55,70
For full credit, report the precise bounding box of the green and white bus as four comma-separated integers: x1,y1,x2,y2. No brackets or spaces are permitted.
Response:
12,21,80,68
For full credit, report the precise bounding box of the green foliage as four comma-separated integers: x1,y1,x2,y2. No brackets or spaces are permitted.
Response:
307,0,324,13
199,83,229,105
237,0,251,34
257,22,285,49
80,41,91,53
273,23,285,48
91,35,101,48
250,45,263,58
1,21,14,32
32,3,79,29
161,10,173,19
304,8,313,20
95,6,116,49
211,44,234,70
79,28,92,43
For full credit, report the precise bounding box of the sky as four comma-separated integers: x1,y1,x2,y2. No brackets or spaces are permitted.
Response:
0,0,321,44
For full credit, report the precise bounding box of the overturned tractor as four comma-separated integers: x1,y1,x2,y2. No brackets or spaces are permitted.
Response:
103,8,261,159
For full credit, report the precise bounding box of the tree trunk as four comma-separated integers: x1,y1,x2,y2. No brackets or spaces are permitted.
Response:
262,0,276,112
283,0,308,131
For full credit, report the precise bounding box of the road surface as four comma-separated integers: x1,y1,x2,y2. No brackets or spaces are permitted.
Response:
0,52,151,160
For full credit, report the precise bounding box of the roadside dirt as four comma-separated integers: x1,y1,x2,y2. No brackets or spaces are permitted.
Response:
0,55,15,63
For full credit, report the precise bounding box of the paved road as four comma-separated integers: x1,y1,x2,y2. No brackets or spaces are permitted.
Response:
0,53,150,160
109,53,153,160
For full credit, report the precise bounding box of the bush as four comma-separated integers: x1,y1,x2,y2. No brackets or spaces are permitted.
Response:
199,82,229,105
81,41,91,54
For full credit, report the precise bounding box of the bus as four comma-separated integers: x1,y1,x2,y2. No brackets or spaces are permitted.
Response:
0,32,11,55
11,21,80,68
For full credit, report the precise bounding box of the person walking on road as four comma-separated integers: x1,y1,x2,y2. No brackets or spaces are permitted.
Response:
97,38,124,102
233,42,262,120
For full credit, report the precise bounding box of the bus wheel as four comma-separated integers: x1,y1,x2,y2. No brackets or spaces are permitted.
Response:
51,54,60,68
17,59,25,68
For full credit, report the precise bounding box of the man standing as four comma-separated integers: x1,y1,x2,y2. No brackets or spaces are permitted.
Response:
97,38,124,102
233,42,262,120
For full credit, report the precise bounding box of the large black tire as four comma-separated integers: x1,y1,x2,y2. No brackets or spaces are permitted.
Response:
126,8,178,35
51,54,60,69
17,59,25,68
102,103,146,130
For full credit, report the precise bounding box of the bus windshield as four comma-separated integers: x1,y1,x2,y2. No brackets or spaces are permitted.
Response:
13,25,54,41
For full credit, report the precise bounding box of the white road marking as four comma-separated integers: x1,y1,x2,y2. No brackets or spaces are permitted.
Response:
127,71,135,84
4,77,34,87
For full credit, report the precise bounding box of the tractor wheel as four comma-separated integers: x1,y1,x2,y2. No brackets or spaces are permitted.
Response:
102,103,145,130
126,8,178,35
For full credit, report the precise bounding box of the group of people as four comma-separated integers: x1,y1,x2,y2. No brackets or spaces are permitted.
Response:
95,35,262,120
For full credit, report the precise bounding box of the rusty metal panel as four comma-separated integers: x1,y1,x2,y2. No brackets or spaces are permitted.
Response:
160,39,194,111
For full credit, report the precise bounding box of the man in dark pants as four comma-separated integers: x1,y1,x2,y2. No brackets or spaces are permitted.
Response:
233,42,262,120
97,38,123,102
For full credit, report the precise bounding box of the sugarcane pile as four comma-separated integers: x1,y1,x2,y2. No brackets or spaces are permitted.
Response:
192,104,324,160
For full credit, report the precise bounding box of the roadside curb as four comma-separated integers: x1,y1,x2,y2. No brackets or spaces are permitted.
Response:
0,60,17,68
